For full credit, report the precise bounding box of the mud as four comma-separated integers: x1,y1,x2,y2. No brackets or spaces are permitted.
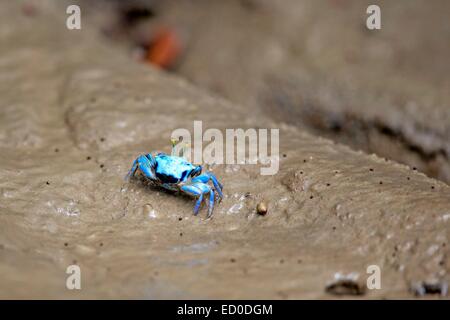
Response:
116,0,450,183
0,1,450,299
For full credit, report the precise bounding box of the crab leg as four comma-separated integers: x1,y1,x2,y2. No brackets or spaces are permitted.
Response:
191,173,224,200
180,184,204,215
125,158,139,181
207,172,223,199
125,154,157,181
207,189,215,218
194,192,204,215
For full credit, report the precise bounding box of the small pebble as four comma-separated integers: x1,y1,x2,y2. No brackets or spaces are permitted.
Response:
256,202,268,215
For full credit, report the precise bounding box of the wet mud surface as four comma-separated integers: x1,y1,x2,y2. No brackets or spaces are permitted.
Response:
0,1,450,299
116,0,450,183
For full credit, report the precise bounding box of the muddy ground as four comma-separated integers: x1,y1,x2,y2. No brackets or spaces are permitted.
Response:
0,1,449,299
103,0,450,183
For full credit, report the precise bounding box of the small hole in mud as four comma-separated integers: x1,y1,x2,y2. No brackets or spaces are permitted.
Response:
412,167,417,171
121,6,155,27
326,183,331,187
330,122,342,133
46,181,50,185
407,177,410,180
54,148,59,153
230,258,236,263
100,164,105,169
297,259,302,264
86,156,91,160
369,168,374,172
299,171,303,174
411,281,448,296
332,226,336,230
279,259,284,264
431,186,435,190
283,154,287,158
100,137,106,142
309,195,314,199
326,276,366,296
179,232,183,237
303,159,307,163
178,217,183,221
64,242,68,247
99,242,104,247
379,181,383,185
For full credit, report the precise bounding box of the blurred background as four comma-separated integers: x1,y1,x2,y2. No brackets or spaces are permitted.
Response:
73,0,450,183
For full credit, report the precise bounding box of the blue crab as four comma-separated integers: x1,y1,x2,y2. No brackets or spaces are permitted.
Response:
125,149,223,218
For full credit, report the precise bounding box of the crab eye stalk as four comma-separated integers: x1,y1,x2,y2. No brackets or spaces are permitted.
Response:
171,138,179,156
191,165,202,177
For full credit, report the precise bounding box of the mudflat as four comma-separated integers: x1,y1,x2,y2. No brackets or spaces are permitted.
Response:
0,1,449,299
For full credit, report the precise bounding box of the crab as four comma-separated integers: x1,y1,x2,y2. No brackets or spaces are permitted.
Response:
125,150,223,218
